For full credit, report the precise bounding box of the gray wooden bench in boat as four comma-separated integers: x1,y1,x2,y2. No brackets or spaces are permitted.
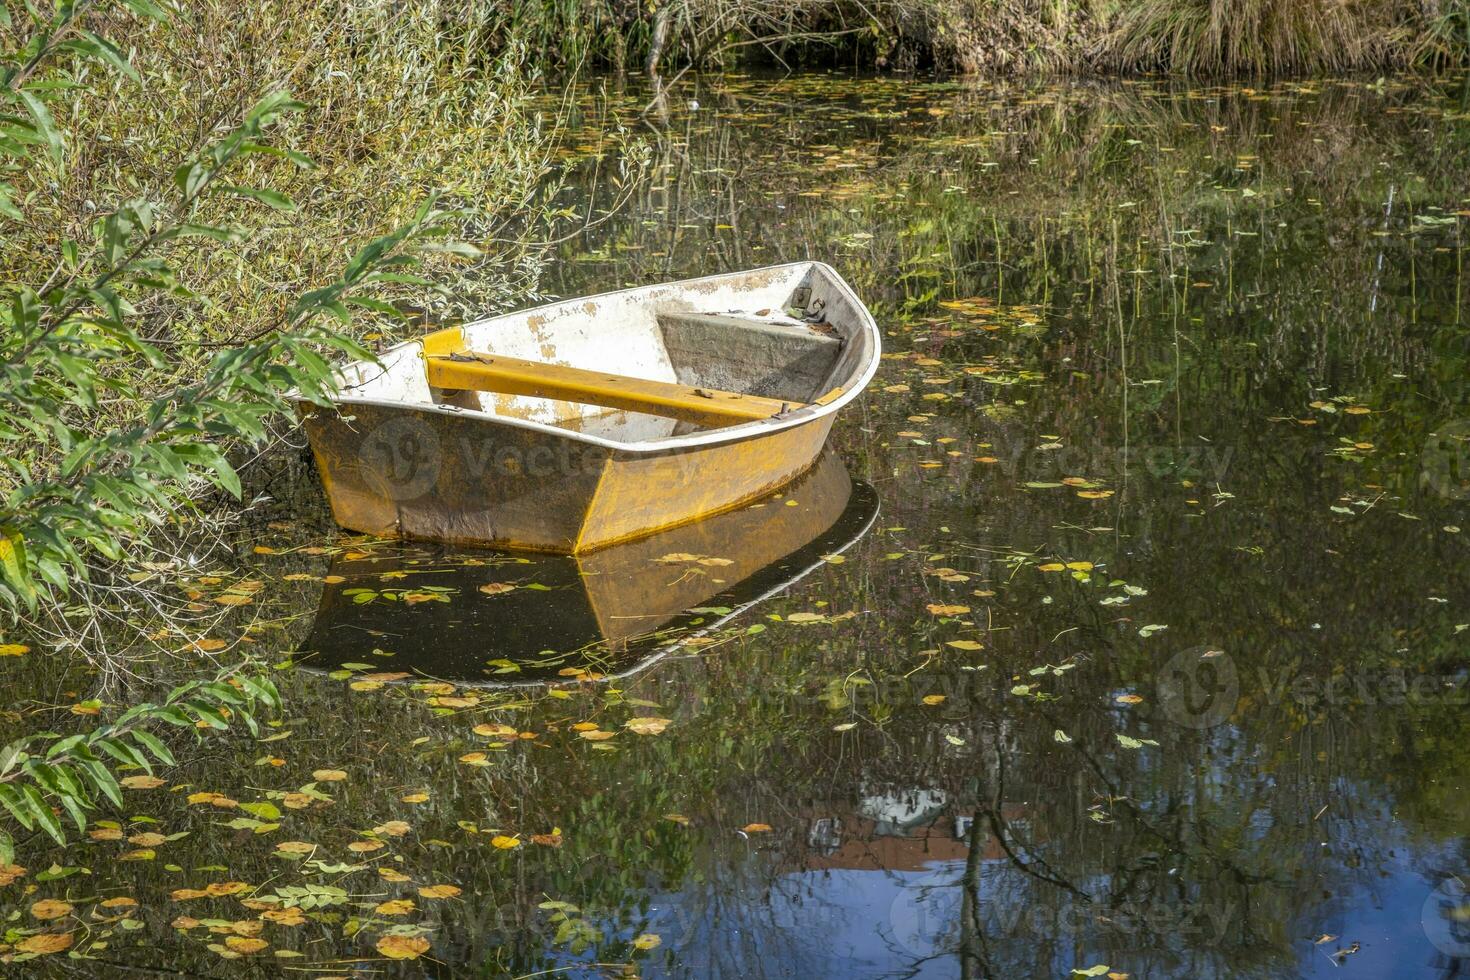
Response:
423,312,843,429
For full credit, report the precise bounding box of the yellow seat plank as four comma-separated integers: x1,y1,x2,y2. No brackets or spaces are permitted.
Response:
425,351,799,427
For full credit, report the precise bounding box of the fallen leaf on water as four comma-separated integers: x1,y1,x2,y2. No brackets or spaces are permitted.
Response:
474,723,517,737
490,835,520,849
348,841,385,853
225,936,268,954
578,730,615,741
204,882,249,897
1037,563,1066,572
478,583,516,595
99,896,136,909
833,722,857,731
215,594,253,606
262,907,305,925
377,935,430,960
633,933,662,950
401,792,430,804
16,932,73,954
374,899,415,915
30,899,73,920
664,814,690,825
120,775,166,790
1116,694,1144,705
0,643,28,656
275,841,314,854
785,611,825,623
742,823,772,833
312,769,347,782
419,884,462,899
922,695,946,705
624,716,672,735
373,821,411,837
946,639,983,651
925,604,969,616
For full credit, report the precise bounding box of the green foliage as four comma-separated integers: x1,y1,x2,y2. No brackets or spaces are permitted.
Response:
0,667,282,855
0,1,478,619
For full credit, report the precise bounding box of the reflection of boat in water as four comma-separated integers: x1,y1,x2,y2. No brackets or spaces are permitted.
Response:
298,453,878,684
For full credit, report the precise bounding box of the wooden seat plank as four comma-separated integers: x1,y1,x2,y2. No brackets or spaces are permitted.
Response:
424,352,798,427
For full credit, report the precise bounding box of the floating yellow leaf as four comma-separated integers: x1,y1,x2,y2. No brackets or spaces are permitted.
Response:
1116,694,1144,705
262,906,305,925
275,841,315,854
473,723,517,737
945,640,984,651
490,835,520,849
922,695,946,705
379,868,412,883
374,898,415,915
1037,563,1065,572
120,775,165,790
16,932,73,954
312,769,347,782
664,814,690,825
1066,561,1094,572
478,583,516,595
30,899,73,920
401,792,430,804
633,933,662,950
171,888,210,900
348,840,385,853
373,820,411,837
579,729,615,741
187,791,236,807
458,752,489,765
418,884,462,899
624,716,672,735
99,896,137,909
925,604,969,616
376,935,430,960
225,936,268,954
0,643,28,656
742,823,772,833
205,882,249,897
215,594,253,606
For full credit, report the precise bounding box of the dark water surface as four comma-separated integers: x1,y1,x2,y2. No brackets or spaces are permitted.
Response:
5,72,1470,977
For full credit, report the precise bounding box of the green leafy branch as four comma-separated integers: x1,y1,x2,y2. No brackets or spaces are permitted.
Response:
0,0,479,621
0,668,282,853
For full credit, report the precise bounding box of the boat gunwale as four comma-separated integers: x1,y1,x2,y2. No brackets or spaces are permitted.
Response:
295,261,880,455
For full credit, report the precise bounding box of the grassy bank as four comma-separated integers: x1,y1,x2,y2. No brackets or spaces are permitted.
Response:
498,0,1470,75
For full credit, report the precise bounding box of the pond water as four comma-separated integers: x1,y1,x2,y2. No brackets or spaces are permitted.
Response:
4,72,1470,977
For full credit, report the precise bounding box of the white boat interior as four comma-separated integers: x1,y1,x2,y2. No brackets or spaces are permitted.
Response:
332,262,876,446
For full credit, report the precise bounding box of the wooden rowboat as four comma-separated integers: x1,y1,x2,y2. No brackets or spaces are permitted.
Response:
296,262,880,553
